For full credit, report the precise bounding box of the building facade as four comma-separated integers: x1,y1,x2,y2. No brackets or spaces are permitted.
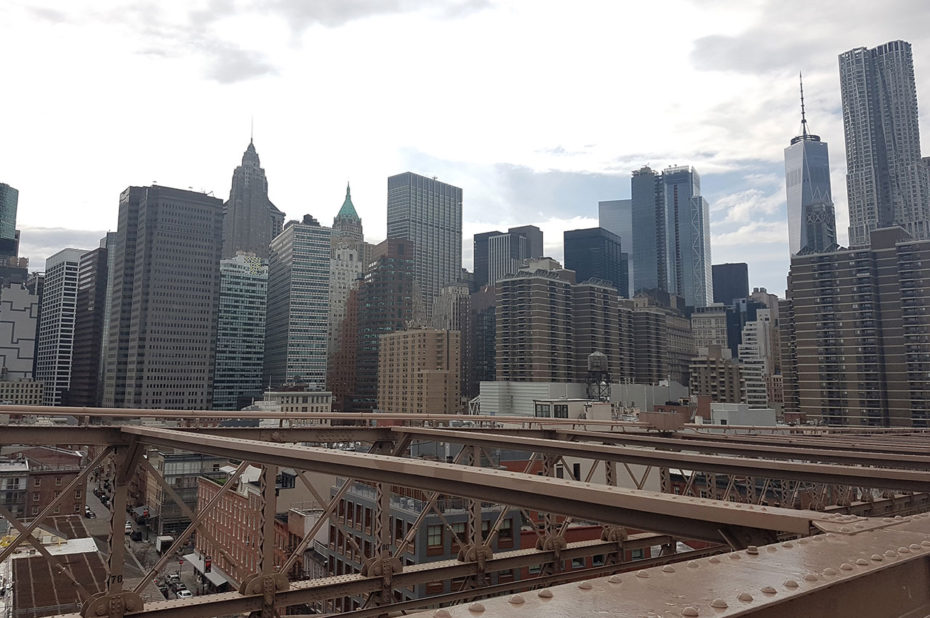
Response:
378,329,461,414
102,186,224,409
328,244,365,361
35,248,86,406
598,199,633,287
689,345,741,404
67,237,112,407
222,139,285,259
264,216,331,389
784,227,930,426
711,263,749,306
214,253,268,410
387,173,462,320
0,283,39,381
839,40,929,246
563,227,629,297
331,183,364,248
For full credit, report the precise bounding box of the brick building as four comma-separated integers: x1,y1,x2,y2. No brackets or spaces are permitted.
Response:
378,329,461,414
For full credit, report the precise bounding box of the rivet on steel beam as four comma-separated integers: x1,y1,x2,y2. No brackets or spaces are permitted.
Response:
784,580,799,589
766,546,777,553
897,547,910,554
761,586,777,595
578,581,593,590
803,573,819,582
884,550,898,558
822,567,837,576
738,592,753,602
910,544,922,551
608,574,622,584
711,599,728,609
508,595,525,605
468,602,486,613
883,517,895,523
687,561,700,568
922,540,930,547
840,563,853,571
708,557,720,564
856,558,869,566
681,607,700,617
781,542,794,549
434,611,452,618
799,538,810,545
840,527,850,533
636,570,650,578
729,553,742,560
813,536,825,542
746,546,759,555
895,515,903,520
871,554,884,562
662,565,675,573
538,589,553,599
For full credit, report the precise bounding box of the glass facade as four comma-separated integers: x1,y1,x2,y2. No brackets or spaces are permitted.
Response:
785,134,835,255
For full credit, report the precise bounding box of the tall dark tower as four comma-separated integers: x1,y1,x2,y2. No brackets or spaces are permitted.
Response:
222,139,285,259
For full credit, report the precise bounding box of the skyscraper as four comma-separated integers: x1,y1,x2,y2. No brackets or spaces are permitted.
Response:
563,227,629,297
214,253,267,410
631,166,712,307
387,172,462,319
222,139,286,259
507,225,544,260
487,232,526,286
472,231,502,289
102,186,224,409
68,235,113,407
598,199,633,286
839,40,929,246
711,263,749,306
0,183,19,263
332,183,364,248
36,248,87,406
784,76,836,255
264,215,331,389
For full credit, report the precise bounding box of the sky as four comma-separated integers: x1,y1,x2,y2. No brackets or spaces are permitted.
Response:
3,1,930,297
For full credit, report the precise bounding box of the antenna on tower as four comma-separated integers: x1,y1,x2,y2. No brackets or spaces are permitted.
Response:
799,71,809,138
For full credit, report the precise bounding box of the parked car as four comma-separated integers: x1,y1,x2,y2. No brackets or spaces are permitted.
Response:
124,521,133,534
176,589,192,599
84,506,95,519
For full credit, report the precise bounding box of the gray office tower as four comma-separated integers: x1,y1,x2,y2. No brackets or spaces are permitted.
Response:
785,77,837,255
563,227,629,297
0,183,19,261
473,231,501,288
387,173,462,319
631,166,712,307
474,225,543,288
102,186,224,409
222,139,286,259
264,215,331,389
840,40,930,246
599,199,633,286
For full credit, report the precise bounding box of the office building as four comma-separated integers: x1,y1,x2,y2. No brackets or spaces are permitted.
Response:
328,244,365,361
711,263,749,306
784,227,930,426
508,225,544,259
630,166,712,306
472,231,502,289
378,328,461,414
36,248,87,406
265,215,331,389
496,259,575,382
598,198,633,285
626,292,695,386
784,78,837,255
214,253,268,410
0,182,20,266
839,40,930,246
102,186,224,409
67,236,113,407
691,304,729,351
0,283,39,381
689,345,741,404
563,227,629,297
477,225,544,287
387,173,462,319
222,139,286,259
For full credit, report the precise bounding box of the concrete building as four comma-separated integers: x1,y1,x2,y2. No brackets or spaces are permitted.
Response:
711,263,749,306
626,293,695,386
785,79,837,256
222,139,285,259
387,173,462,320
144,450,229,535
35,248,87,406
0,282,39,380
265,215,331,389
102,186,224,409
691,303,729,350
738,308,776,408
67,236,112,407
572,281,622,383
378,329,461,414
478,380,688,417
689,345,741,404
784,227,930,426
496,260,575,382
0,459,28,519
472,231,501,289
598,198,633,286
839,40,930,246
214,253,267,410
563,227,629,297
328,244,365,361
8,447,85,518
631,166,712,307
0,379,42,405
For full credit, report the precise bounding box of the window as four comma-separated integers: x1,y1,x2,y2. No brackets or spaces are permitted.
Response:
427,525,443,549
55,477,62,487
33,478,40,488
571,558,586,569
33,493,39,502
534,403,551,418
554,404,568,418
593,554,605,566
631,548,645,560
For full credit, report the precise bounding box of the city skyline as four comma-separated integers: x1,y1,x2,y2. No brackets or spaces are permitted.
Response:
4,2,930,294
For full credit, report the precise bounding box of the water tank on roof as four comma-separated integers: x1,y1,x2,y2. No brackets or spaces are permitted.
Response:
587,351,608,373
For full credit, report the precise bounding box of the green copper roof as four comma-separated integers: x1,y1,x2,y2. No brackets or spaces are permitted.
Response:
336,182,360,220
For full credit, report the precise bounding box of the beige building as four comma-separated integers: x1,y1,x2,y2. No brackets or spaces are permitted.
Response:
0,378,43,405
378,329,461,414
689,345,741,404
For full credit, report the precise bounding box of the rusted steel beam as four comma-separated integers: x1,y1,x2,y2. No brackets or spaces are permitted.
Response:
121,426,824,543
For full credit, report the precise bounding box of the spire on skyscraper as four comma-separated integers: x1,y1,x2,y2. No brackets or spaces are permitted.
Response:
799,71,809,138
336,182,360,221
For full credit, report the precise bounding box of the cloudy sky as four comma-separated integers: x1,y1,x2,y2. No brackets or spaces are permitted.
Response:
3,0,930,296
